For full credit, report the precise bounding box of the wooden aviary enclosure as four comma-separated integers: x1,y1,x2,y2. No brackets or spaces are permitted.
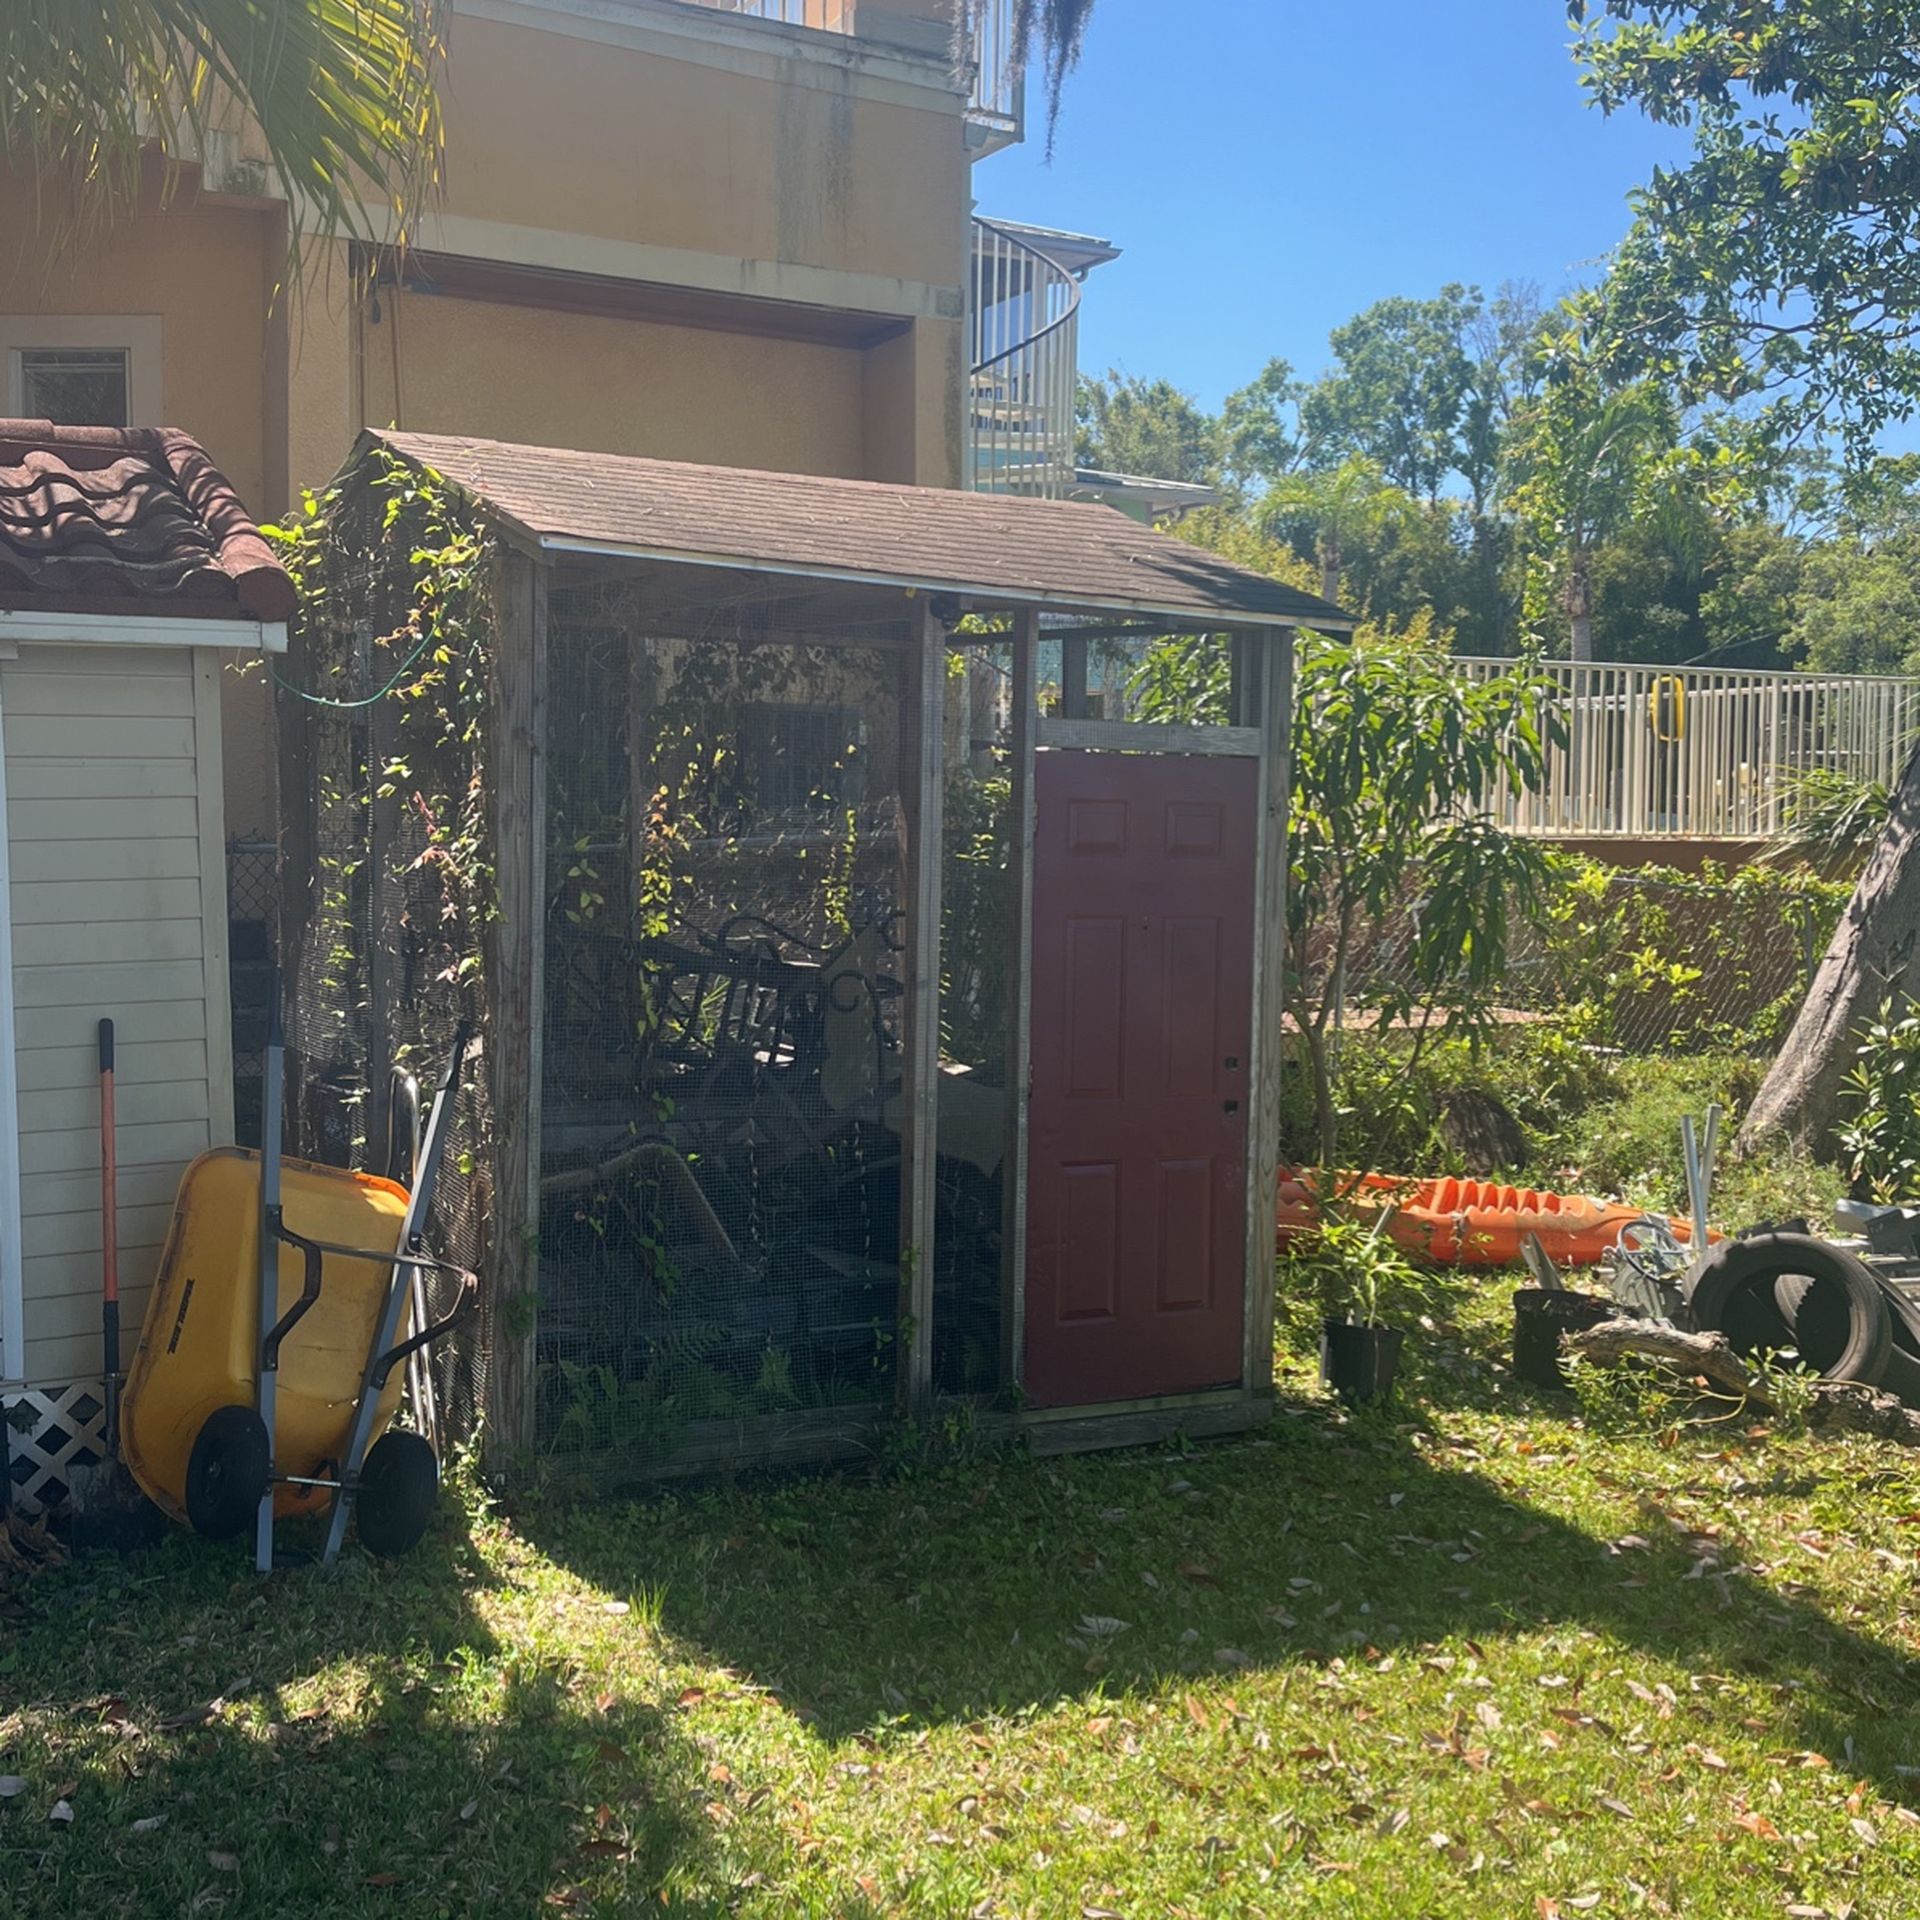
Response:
276,431,1351,1476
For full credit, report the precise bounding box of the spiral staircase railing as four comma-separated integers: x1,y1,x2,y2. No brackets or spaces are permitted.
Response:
968,216,1081,498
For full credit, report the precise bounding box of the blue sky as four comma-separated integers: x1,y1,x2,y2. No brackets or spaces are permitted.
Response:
975,0,1694,409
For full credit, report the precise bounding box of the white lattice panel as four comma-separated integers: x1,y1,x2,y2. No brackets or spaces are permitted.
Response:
3,1379,107,1514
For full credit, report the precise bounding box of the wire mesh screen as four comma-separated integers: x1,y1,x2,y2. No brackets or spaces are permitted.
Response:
536,583,913,1457
1319,866,1844,1057
935,639,1016,1396
226,837,279,1148
278,526,496,1451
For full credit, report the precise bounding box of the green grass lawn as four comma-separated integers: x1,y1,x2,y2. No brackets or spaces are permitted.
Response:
6,1297,1920,1918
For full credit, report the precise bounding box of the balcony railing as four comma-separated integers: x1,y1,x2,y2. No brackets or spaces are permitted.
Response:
683,1,1020,135
1452,657,1920,840
967,216,1080,498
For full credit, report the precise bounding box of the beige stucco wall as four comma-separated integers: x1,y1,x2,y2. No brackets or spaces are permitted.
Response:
0,187,283,837
0,4,978,843
364,288,871,478
434,10,967,292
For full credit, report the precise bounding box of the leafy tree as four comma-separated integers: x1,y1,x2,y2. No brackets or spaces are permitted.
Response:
1510,338,1690,659
1219,358,1306,491
1697,519,1808,668
1788,531,1920,678
1577,0,1920,457
0,1,444,268
1074,369,1219,486
1259,456,1415,605
1300,288,1482,502
1154,515,1563,1167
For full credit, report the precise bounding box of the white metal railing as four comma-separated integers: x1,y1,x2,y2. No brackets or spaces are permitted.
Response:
1452,657,1920,840
680,1,1019,132
968,216,1080,498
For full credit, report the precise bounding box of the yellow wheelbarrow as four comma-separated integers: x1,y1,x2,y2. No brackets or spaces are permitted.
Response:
121,991,477,1567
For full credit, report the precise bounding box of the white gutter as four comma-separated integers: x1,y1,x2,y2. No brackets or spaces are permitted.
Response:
0,611,288,653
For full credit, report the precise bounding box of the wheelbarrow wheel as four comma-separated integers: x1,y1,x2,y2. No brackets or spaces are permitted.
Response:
355,1430,439,1558
184,1405,270,1539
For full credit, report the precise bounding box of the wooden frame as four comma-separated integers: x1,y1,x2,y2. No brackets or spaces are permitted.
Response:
900,600,946,1418
0,664,19,1382
191,651,236,1147
1035,717,1261,757
1001,610,1039,1390
295,503,1297,1462
485,552,549,1460
997,621,1291,1422
1242,631,1292,1391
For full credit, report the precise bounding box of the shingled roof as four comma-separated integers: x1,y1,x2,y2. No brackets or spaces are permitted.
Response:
371,430,1353,631
0,422,294,622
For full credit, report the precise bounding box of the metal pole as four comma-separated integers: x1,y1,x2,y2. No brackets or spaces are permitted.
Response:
253,981,285,1575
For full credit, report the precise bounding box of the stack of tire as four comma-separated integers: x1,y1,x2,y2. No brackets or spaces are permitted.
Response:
1686,1231,1920,1405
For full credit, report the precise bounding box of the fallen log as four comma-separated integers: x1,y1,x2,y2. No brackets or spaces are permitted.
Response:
1562,1319,1920,1447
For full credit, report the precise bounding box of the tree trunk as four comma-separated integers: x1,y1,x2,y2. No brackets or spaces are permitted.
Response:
1300,1019,1338,1168
1318,532,1341,609
1741,745,1920,1156
1565,547,1593,663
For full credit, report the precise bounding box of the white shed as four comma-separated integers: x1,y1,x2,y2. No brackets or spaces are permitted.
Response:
0,422,290,1511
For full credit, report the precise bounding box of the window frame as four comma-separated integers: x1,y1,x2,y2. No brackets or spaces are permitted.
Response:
0,315,162,427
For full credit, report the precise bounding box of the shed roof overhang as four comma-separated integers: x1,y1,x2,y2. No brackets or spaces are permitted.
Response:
365,430,1356,635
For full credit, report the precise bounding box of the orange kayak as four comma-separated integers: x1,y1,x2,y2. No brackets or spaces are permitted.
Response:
1276,1168,1718,1269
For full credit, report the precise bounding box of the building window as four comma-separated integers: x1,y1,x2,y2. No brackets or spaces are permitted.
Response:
17,348,130,428
0,316,161,427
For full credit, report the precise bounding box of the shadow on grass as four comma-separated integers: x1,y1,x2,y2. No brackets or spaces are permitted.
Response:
522,1317,1920,1802
0,1508,721,1917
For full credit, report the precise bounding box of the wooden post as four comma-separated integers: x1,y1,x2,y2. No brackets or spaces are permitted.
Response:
484,550,548,1465
899,600,946,1420
1242,629,1292,1393
1001,609,1039,1391
1060,632,1090,720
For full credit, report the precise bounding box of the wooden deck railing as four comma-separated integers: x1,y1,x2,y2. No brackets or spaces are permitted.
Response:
1452,657,1920,840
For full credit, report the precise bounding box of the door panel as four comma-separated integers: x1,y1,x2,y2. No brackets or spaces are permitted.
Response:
1025,750,1257,1407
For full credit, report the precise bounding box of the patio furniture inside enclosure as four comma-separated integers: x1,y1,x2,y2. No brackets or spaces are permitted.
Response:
279,432,1346,1475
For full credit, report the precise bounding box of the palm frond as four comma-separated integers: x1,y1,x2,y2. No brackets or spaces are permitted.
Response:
0,0,444,275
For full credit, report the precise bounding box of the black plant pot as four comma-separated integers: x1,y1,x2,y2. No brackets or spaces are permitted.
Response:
1320,1319,1405,1406
1511,1288,1621,1392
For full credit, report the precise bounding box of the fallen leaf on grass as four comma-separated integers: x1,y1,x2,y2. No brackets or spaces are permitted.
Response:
207,1851,239,1872
363,1872,400,1888
676,1687,706,1708
130,1816,166,1834
48,1800,73,1825
159,1705,217,1732
0,1777,25,1799
1735,1811,1782,1841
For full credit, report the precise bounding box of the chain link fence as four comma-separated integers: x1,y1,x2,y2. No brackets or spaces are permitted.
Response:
1327,863,1851,1057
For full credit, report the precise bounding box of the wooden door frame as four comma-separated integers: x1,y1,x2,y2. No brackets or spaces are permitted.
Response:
1002,624,1293,1405
0,656,19,1385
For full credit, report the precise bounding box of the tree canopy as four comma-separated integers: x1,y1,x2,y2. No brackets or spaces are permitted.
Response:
1577,0,1920,459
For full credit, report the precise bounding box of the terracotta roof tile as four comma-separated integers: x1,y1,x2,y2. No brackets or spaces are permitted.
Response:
372,430,1351,630
0,421,293,621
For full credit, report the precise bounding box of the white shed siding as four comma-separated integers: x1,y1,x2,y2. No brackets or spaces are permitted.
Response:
7,644,232,1387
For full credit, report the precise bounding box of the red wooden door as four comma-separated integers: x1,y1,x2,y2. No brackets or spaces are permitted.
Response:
1025,750,1257,1407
